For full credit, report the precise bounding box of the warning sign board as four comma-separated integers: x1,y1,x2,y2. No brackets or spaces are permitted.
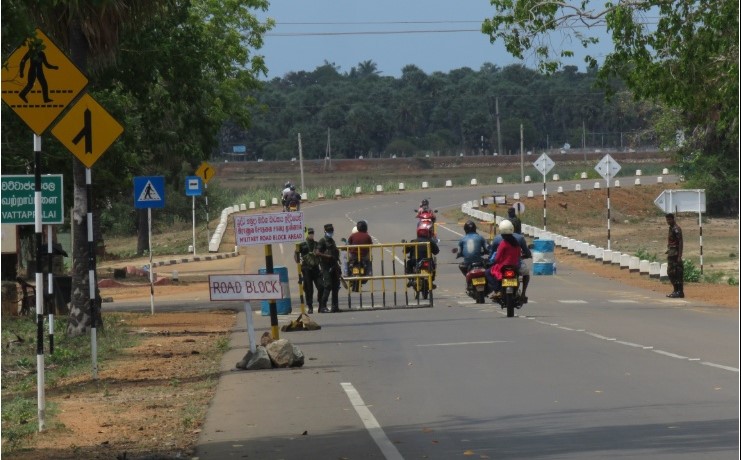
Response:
133,176,165,209
51,94,123,168
209,274,283,301
1,29,89,135
195,162,216,184
234,212,304,246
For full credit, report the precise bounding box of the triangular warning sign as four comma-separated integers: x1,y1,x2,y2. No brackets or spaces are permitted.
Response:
137,180,162,201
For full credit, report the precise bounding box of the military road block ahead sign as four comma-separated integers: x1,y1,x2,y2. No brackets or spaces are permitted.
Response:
209,274,283,301
234,212,304,246
1,175,64,224
0,29,89,135
133,176,165,209
51,93,123,168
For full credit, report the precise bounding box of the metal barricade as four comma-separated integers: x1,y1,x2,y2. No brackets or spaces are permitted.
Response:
295,241,435,310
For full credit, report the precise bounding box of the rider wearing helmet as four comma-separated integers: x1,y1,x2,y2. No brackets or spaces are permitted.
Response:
489,218,532,303
281,182,293,210
456,220,489,275
346,220,374,278
405,225,440,286
286,185,301,211
485,220,522,300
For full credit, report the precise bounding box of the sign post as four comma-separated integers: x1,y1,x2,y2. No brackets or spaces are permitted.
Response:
2,28,90,432
195,162,215,247
234,212,304,339
595,154,622,250
209,274,283,353
533,153,555,230
185,176,203,255
134,177,166,314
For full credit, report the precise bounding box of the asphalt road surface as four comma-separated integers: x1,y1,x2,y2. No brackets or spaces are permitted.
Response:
123,181,738,460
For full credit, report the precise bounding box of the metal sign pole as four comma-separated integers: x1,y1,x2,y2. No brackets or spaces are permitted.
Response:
33,134,46,432
265,244,279,339
607,176,611,251
244,301,257,353
192,195,196,255
46,224,54,355
542,172,547,231
698,191,703,274
86,168,99,379
148,207,154,314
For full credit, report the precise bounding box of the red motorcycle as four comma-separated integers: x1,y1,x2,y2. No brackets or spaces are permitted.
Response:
414,208,438,242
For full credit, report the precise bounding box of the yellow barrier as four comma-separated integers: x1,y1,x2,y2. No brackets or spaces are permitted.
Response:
293,241,435,309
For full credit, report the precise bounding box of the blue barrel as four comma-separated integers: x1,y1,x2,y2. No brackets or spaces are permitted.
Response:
531,239,556,275
258,266,292,315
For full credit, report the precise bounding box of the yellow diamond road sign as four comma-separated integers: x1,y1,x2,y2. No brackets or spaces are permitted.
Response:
1,28,89,135
51,94,124,168
196,162,216,184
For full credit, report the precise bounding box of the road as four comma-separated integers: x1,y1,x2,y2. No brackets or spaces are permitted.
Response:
118,180,739,459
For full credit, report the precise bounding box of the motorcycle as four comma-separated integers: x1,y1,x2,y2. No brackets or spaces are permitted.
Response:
414,208,438,242
451,249,491,304
495,264,523,317
411,257,434,300
347,256,367,292
286,199,300,212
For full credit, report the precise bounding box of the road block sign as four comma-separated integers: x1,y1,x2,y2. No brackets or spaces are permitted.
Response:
234,212,304,246
134,176,165,209
595,154,621,181
51,94,124,168
533,153,555,176
1,29,89,135
654,189,706,213
195,161,216,184
208,274,283,301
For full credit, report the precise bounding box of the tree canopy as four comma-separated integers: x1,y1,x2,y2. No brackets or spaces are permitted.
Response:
481,0,739,213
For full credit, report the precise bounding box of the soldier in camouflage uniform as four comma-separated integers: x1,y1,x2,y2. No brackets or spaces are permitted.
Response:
315,223,341,313
294,228,323,313
665,213,684,298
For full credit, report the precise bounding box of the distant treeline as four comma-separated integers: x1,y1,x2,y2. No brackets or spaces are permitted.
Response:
219,62,658,161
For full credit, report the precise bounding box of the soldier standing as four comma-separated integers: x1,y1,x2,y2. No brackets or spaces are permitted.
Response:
315,223,341,313
665,213,684,298
294,228,323,313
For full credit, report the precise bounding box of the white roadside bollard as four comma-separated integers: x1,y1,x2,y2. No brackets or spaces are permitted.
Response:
575,184,582,192
301,192,308,200
527,190,534,198
513,192,520,200
612,251,622,265
335,188,342,198
602,249,613,264
639,260,650,276
659,263,669,281
594,182,601,189
422,181,429,189
240,203,246,211
471,178,478,185
629,256,640,273
445,180,453,187
552,174,560,181
375,184,383,193
620,253,631,269
271,197,278,206
497,177,503,184
355,186,362,194
249,201,256,209
635,178,642,186
649,262,661,278
580,172,587,179
636,169,642,176
557,186,564,193
259,199,267,208
524,175,531,183
657,176,663,183
398,182,405,191
614,179,621,188
662,168,669,175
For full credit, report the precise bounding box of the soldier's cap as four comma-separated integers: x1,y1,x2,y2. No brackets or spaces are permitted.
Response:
307,227,314,234
324,223,334,232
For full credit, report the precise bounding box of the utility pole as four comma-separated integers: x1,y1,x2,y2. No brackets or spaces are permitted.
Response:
520,124,524,183
582,120,586,162
496,97,502,156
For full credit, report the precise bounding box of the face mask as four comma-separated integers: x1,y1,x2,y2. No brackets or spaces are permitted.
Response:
325,232,333,239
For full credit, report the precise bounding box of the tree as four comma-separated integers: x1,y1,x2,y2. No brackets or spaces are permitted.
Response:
2,0,273,335
482,0,739,213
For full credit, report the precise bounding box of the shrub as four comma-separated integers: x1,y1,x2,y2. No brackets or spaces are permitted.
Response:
683,259,702,282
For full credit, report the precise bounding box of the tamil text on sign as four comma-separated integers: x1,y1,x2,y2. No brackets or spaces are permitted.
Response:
234,212,304,246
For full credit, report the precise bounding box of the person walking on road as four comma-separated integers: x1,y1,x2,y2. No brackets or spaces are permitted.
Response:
665,213,684,298
294,228,323,313
315,223,341,313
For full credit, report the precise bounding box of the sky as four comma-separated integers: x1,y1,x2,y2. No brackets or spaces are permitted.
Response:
256,1,614,79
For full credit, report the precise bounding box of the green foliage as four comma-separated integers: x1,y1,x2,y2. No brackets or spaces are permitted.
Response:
481,0,739,214
728,277,739,286
634,248,659,263
683,259,702,283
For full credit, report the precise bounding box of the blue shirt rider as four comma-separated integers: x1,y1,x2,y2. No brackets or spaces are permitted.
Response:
456,220,489,275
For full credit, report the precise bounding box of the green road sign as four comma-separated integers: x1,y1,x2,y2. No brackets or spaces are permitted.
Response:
1,175,64,224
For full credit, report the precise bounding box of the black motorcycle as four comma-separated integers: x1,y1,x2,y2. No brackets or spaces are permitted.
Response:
495,264,523,317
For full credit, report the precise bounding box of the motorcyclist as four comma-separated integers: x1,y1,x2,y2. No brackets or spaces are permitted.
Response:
286,185,301,211
405,226,440,287
281,181,292,211
486,220,521,300
489,219,532,303
507,207,522,234
416,199,436,223
456,220,489,275
346,220,373,279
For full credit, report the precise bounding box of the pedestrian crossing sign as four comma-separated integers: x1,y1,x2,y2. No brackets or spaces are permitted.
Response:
133,176,165,209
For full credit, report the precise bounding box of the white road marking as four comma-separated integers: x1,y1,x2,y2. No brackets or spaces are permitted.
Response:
653,350,690,360
416,341,510,347
608,300,638,303
341,382,403,460
701,362,740,372
559,300,588,304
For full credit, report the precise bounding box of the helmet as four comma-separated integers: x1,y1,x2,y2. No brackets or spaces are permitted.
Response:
463,220,476,234
284,181,291,188
289,185,296,191
357,220,368,232
417,227,430,239
351,226,358,234
498,220,514,235
421,199,429,207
